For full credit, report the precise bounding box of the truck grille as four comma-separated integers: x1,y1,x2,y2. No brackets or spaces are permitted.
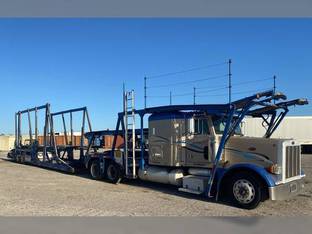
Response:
285,146,301,179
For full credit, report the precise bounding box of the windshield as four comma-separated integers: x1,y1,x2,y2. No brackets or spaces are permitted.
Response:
194,118,210,135
212,117,242,135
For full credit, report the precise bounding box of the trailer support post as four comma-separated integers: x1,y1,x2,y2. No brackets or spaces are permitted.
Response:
35,107,38,141
139,114,145,170
80,109,86,158
85,109,92,132
14,113,17,149
62,114,68,145
110,115,121,160
70,112,73,145
18,112,22,147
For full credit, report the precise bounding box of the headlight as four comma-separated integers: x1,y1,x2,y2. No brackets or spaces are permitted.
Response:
266,164,282,175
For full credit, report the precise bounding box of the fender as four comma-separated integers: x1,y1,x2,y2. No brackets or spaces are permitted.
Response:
215,163,276,199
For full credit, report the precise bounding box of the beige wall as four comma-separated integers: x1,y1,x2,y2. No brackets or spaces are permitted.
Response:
0,136,15,151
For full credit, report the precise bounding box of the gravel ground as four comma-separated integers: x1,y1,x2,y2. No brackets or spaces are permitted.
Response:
0,152,311,216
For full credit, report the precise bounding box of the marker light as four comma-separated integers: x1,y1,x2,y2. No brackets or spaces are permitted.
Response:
266,164,282,175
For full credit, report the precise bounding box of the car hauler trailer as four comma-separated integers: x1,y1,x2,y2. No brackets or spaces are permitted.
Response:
7,103,92,173
84,90,308,209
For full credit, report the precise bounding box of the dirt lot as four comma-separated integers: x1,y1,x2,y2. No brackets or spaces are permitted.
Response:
0,152,312,216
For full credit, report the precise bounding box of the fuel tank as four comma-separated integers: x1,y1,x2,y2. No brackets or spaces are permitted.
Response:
138,166,184,186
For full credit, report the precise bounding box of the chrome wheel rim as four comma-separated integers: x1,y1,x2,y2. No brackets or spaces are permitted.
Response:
233,179,255,204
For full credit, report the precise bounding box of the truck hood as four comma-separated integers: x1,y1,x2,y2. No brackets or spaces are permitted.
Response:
223,136,290,166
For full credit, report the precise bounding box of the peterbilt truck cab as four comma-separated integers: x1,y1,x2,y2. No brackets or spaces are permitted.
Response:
146,110,305,209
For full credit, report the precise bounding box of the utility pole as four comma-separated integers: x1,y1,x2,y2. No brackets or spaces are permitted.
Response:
193,87,196,105
170,91,172,105
228,59,232,104
144,77,147,109
123,82,125,99
273,75,276,104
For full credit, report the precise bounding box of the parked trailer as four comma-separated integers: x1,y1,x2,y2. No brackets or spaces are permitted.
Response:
83,90,309,209
242,116,312,153
7,103,92,173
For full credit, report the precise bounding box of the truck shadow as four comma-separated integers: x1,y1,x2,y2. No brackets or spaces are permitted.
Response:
59,164,232,206
120,178,232,206
2,157,235,208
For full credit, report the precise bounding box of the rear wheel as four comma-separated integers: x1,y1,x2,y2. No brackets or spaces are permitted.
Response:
106,161,123,184
20,154,26,163
90,160,102,180
227,172,263,209
16,155,21,163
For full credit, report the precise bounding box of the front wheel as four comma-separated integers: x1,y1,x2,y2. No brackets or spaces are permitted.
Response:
227,172,264,209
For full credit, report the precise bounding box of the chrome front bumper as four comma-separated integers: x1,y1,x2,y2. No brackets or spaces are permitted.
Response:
269,178,305,201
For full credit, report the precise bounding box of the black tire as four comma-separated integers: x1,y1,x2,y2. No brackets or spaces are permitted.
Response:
106,161,123,184
16,155,21,163
226,171,263,209
20,154,26,164
89,160,102,180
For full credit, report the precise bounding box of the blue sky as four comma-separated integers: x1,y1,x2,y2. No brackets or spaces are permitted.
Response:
0,19,311,134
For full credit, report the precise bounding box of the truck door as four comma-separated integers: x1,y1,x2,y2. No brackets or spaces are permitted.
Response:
184,117,214,167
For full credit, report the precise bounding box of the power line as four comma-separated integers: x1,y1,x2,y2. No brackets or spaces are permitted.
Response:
147,95,170,98
196,84,227,90
147,74,228,89
232,77,272,86
196,86,228,94
195,77,272,91
196,88,272,98
197,93,228,97
172,92,193,97
198,78,273,92
146,61,228,79
232,88,272,95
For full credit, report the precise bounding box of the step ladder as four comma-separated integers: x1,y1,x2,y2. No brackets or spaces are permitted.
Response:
123,90,136,178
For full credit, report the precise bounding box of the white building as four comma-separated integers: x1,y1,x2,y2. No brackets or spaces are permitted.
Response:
242,116,312,152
